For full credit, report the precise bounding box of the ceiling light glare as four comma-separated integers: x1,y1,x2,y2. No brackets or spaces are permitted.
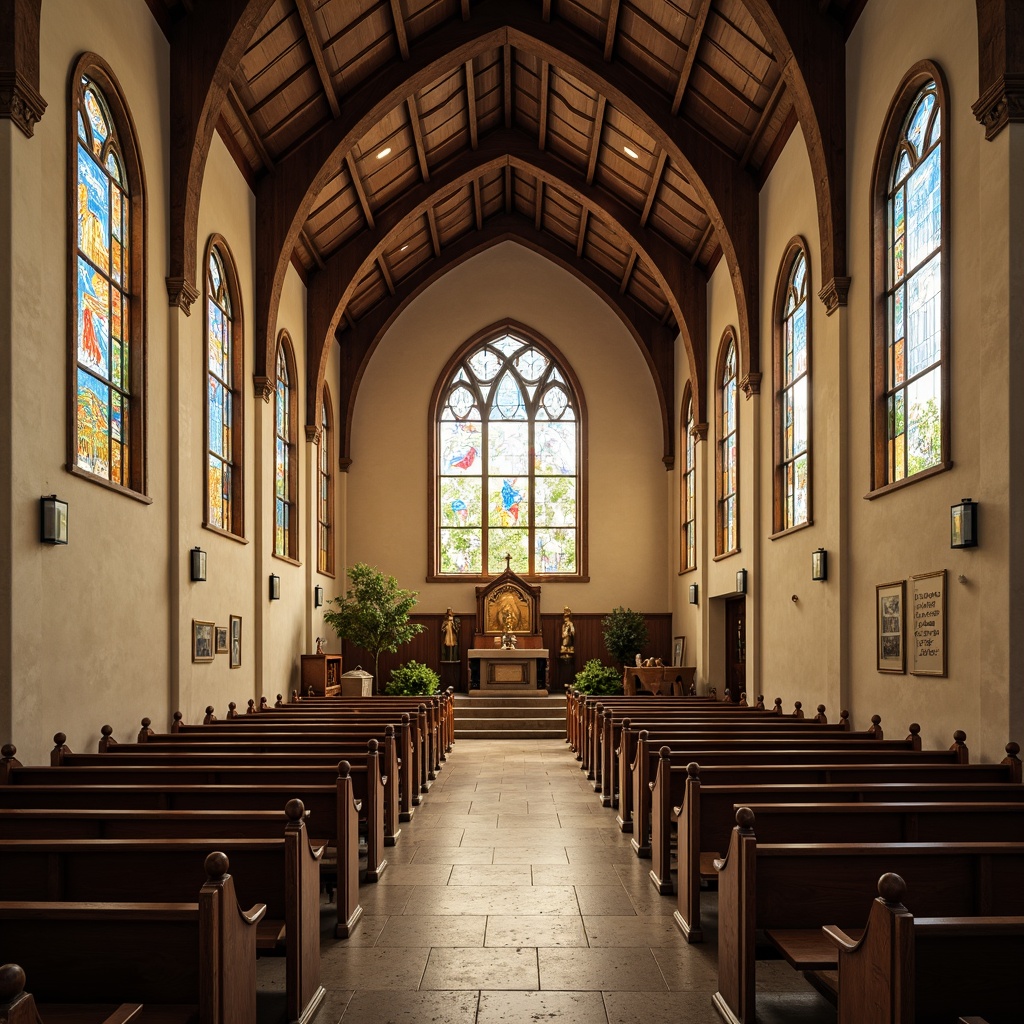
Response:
376,147,392,160
623,146,639,160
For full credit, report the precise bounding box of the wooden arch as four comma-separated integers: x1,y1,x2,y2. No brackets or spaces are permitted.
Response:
332,219,677,471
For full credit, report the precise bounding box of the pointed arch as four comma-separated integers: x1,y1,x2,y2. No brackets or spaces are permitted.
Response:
680,381,697,574
273,330,299,562
715,328,739,557
317,385,335,577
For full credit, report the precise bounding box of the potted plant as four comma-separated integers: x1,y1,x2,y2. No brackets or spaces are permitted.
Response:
322,562,425,694
386,660,440,696
572,658,623,696
601,605,649,668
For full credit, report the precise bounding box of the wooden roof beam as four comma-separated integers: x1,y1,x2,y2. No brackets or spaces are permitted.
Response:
427,206,441,257
542,0,551,22
378,255,396,296
534,178,543,230
586,95,606,184
301,227,326,271
473,178,483,230
671,0,711,116
741,73,785,168
345,152,375,231
604,0,621,61
466,59,479,149
389,0,409,60
407,96,430,181
504,163,513,214
619,249,637,294
461,0,471,19
294,0,339,118
640,149,667,227
576,207,589,256
227,85,274,172
538,60,550,151
691,220,714,265
503,42,512,128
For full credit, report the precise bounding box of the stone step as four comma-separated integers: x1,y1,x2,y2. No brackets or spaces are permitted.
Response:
456,729,566,740
456,706,564,720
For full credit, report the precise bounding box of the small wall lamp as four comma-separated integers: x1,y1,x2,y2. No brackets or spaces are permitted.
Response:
314,585,324,607
811,548,828,582
688,583,698,605
269,574,281,600
190,546,207,582
40,494,68,544
951,498,978,548
736,568,747,594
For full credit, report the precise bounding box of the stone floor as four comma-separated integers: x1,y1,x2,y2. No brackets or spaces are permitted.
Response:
262,738,837,1024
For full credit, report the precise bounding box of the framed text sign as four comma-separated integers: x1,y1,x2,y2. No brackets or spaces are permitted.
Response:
911,569,946,676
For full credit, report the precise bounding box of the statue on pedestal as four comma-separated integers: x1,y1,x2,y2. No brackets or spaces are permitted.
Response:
559,606,575,658
441,608,460,662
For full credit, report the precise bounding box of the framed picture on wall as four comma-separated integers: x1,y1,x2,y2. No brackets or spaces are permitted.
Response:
215,626,229,655
672,636,686,667
192,620,215,663
876,580,906,673
911,569,946,676
229,615,242,669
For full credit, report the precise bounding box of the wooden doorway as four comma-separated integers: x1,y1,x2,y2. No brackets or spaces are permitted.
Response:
724,596,746,701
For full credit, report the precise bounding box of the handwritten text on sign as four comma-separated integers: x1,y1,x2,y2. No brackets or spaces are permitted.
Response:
912,570,946,675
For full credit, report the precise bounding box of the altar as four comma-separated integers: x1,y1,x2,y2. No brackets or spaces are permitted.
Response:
469,648,549,692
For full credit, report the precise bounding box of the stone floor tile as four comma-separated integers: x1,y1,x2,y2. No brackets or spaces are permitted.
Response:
320,946,430,990
573,884,638,916
402,884,579,916
564,845,638,865
338,989,478,1024
326,913,388,947
538,947,668,991
490,845,570,865
375,913,486,947
602,989,714,1024
556,813,610,828
420,946,540,990
484,914,589,947
410,845,495,865
376,864,454,885
495,812,562,827
533,864,623,886
650,946,720,990
447,863,533,886
311,990,355,1024
582,915,686,947
353,883,415,916
477,990,607,1024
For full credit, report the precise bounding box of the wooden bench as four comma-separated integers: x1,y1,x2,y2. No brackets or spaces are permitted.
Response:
820,872,1024,1024
712,807,1024,1024
0,746,367,938
0,962,145,1024
0,800,324,1024
0,852,264,1024
659,749,1023,940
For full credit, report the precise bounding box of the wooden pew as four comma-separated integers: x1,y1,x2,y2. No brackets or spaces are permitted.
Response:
0,800,324,1024
0,962,143,1024
0,852,264,1024
660,748,1023,940
0,746,367,938
820,872,1024,1024
712,807,1024,1024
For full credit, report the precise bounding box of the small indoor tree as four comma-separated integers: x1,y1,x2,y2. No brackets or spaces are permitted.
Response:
601,606,649,668
322,562,425,693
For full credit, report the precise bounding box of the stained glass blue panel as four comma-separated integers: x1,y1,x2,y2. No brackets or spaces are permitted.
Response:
77,257,110,376
488,477,528,528
77,368,110,477
78,145,109,272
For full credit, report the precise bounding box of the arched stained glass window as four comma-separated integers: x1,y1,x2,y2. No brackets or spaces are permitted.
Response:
70,58,145,495
680,386,696,572
873,66,948,490
432,324,586,579
775,244,810,532
716,331,738,556
205,238,243,536
318,388,334,576
274,334,298,560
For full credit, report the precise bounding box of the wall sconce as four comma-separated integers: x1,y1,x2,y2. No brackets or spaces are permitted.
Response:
950,498,978,548
688,583,698,605
190,546,207,582
811,548,827,582
314,585,324,607
40,494,69,544
269,574,281,600
736,568,747,594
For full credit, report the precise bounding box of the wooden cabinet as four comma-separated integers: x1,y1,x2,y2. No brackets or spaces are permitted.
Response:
300,654,341,697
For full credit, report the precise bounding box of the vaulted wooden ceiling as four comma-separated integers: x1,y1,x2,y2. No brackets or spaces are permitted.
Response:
156,0,859,465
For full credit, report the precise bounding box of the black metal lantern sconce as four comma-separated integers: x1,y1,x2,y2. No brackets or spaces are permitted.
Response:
190,546,207,582
314,585,324,607
735,568,747,594
688,583,698,605
269,574,281,600
811,548,827,582
950,498,978,549
40,494,68,544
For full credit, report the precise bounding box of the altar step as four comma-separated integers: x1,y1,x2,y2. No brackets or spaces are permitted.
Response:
454,694,566,740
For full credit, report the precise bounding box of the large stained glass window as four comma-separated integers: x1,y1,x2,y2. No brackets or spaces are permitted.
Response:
716,332,738,556
434,326,584,578
72,63,144,494
874,69,947,490
205,240,243,536
680,386,696,572
318,389,334,576
775,246,810,531
274,335,297,560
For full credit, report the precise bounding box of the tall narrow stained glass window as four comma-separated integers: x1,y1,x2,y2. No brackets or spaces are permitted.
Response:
274,336,297,560
680,388,696,572
205,240,243,536
318,390,334,575
716,333,738,556
776,247,810,531
71,63,144,493
434,327,584,578
880,74,946,485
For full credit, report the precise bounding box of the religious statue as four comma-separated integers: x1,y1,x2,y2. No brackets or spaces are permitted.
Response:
315,636,324,655
559,606,575,659
440,608,460,662
500,630,518,650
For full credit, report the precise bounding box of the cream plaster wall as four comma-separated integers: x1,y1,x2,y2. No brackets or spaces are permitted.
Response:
6,0,171,765
346,241,668,616
845,0,1004,753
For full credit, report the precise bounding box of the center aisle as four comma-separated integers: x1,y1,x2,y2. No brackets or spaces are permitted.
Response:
317,738,835,1024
